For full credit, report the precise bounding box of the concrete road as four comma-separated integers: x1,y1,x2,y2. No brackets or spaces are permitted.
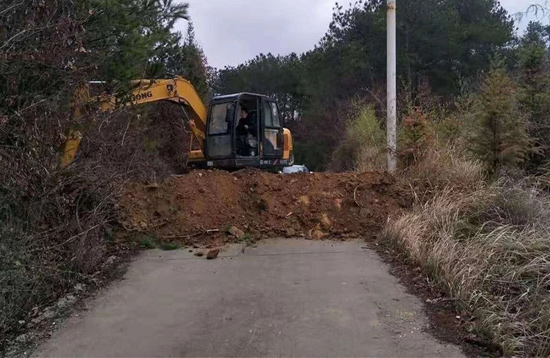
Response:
36,239,464,357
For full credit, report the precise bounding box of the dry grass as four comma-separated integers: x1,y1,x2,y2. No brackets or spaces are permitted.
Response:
384,150,550,356
399,146,485,201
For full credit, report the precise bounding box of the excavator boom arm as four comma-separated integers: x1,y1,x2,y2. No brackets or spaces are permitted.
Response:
100,77,207,145
62,77,208,168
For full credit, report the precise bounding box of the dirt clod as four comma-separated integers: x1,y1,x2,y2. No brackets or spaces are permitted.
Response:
206,249,220,260
194,251,204,257
227,226,246,240
285,228,297,237
15,334,28,344
320,213,332,229
101,255,117,270
309,229,326,240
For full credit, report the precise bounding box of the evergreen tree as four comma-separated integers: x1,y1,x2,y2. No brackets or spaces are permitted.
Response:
517,22,550,171
162,21,210,100
318,0,513,98
0,0,190,113
81,0,190,88
215,53,303,121
470,61,531,174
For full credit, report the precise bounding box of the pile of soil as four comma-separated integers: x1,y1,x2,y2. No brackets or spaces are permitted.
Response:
118,169,408,246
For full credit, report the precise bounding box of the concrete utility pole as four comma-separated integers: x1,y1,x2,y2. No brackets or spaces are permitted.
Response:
386,0,397,172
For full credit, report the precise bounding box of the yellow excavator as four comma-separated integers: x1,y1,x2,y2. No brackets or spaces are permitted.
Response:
61,76,294,170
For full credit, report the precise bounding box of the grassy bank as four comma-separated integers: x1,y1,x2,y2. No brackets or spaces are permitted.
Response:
383,149,550,356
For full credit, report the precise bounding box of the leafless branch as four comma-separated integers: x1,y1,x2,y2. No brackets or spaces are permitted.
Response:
0,0,25,16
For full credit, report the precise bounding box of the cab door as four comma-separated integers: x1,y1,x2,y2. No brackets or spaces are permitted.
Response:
261,99,283,159
205,101,235,159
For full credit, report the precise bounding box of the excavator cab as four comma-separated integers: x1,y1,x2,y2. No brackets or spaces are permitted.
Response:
202,93,293,170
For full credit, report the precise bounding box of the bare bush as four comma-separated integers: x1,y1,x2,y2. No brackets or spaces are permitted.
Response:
0,134,118,348
78,102,191,182
0,1,191,350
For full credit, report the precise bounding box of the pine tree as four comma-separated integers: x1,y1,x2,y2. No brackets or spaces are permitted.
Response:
517,22,550,171
470,61,531,174
163,21,210,100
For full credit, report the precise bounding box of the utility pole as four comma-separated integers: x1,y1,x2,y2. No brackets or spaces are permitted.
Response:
387,0,397,172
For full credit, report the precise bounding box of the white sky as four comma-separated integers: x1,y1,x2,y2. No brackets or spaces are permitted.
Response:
175,0,548,69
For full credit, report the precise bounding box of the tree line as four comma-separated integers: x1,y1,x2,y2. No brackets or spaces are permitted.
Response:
212,0,550,173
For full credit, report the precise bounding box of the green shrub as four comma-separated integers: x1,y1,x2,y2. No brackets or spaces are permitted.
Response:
140,237,158,249
329,104,386,172
159,242,180,251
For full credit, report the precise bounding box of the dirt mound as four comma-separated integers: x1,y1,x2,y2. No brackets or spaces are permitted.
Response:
118,169,408,246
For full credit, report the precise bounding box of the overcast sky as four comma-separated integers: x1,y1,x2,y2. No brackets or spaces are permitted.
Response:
174,0,548,69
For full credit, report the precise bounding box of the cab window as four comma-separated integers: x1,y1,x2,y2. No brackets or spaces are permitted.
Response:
209,102,234,134
263,102,273,127
270,102,281,127
264,102,281,128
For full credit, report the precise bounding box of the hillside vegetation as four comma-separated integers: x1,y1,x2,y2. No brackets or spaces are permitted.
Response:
0,0,208,350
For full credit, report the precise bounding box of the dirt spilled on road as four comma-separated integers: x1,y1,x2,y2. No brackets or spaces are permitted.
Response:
118,169,408,246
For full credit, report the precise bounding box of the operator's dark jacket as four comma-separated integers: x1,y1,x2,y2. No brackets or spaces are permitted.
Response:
236,115,255,137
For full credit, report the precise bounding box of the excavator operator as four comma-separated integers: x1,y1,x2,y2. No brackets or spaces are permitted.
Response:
236,106,257,156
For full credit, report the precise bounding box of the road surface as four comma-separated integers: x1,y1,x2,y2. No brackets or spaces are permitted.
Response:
36,239,464,357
